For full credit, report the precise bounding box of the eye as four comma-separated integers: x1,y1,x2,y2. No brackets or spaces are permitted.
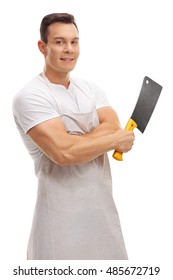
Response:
71,40,79,45
55,40,64,45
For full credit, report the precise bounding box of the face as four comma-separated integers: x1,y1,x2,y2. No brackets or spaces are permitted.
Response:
39,22,80,76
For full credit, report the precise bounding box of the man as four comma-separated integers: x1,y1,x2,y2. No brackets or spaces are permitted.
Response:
13,13,134,260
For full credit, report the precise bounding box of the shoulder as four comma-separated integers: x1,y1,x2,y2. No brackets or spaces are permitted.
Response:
12,75,51,113
13,75,46,100
12,75,60,133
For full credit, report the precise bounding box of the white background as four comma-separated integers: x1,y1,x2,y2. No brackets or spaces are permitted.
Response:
1,0,173,278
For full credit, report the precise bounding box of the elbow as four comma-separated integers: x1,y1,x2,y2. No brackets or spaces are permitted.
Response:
52,151,76,166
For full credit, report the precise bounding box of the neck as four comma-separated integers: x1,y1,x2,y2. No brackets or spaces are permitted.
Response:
44,67,70,89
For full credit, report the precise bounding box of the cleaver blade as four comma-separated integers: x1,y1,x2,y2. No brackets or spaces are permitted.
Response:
112,76,163,161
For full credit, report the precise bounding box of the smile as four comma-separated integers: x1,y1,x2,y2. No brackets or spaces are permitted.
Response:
60,58,74,61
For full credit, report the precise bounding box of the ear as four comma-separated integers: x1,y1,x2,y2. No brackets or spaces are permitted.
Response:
38,40,47,56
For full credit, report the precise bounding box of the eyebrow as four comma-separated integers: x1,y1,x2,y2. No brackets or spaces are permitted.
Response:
53,37,79,41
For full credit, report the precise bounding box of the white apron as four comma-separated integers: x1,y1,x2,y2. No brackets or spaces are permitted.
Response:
27,76,128,260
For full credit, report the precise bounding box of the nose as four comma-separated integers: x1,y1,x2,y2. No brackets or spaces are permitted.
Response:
64,43,73,53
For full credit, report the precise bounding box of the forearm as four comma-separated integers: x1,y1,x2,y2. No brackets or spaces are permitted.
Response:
51,132,116,165
83,122,119,139
59,120,121,164
83,107,122,139
57,124,135,166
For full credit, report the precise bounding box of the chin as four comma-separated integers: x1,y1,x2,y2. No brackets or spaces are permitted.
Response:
63,66,76,72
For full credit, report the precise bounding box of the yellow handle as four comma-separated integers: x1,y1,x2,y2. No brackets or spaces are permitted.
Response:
112,118,137,161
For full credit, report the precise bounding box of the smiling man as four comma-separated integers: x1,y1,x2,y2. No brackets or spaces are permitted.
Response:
12,13,134,260
39,20,80,86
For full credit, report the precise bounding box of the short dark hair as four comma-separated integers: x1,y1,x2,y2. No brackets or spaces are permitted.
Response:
40,13,78,44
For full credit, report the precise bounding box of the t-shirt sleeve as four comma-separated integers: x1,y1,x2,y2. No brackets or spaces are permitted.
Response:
91,83,110,109
12,89,60,133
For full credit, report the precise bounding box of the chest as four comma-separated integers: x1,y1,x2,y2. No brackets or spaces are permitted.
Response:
49,83,99,134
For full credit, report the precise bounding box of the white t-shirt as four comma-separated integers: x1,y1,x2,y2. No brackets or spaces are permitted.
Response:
12,74,110,163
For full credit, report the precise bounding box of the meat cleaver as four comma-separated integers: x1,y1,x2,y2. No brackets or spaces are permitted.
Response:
112,76,162,161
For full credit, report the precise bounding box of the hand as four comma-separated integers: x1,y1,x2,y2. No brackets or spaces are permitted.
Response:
113,129,135,153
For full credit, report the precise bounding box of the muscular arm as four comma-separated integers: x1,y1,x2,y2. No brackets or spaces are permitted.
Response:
27,106,134,165
84,106,122,138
